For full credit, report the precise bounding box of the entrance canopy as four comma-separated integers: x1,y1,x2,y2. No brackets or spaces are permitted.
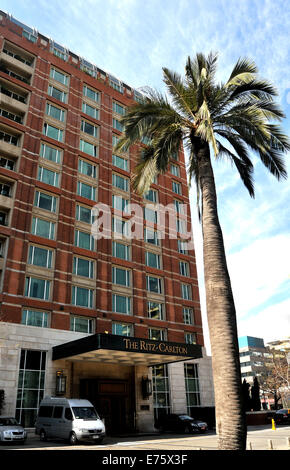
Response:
52,333,202,366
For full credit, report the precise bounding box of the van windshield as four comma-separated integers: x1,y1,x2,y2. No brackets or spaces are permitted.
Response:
72,407,99,420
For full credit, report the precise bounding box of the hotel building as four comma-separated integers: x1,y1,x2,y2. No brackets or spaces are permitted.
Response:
0,12,213,434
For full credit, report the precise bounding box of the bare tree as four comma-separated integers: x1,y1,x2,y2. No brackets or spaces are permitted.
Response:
259,349,290,409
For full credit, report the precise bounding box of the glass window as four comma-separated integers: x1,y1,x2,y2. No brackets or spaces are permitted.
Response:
112,173,129,192
31,217,55,240
112,294,131,314
148,301,164,320
174,199,185,215
78,159,97,178
149,328,167,341
152,364,170,424
144,207,158,224
46,103,65,122
144,228,160,246
171,164,180,177
25,277,50,300
112,102,125,115
112,217,129,236
74,230,94,250
172,181,182,195
21,309,49,328
146,275,162,294
112,241,130,260
37,166,59,187
72,286,93,308
184,363,200,411
112,266,130,287
181,283,192,300
73,257,94,278
179,261,190,277
28,245,53,269
83,85,99,103
48,85,67,103
112,322,133,336
0,156,15,171
80,139,98,157
50,67,68,86
76,205,93,224
144,189,158,203
40,142,61,163
82,102,99,120
34,191,57,213
178,240,189,254
112,118,124,132
16,350,46,427
70,315,93,333
183,307,194,325
77,181,96,201
81,119,98,138
112,194,129,213
112,154,128,171
176,218,187,234
43,122,63,142
185,332,197,344
146,251,161,269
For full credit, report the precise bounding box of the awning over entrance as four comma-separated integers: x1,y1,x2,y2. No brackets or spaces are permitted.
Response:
52,333,203,366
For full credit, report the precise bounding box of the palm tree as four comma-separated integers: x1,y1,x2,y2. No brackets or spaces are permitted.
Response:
115,52,290,450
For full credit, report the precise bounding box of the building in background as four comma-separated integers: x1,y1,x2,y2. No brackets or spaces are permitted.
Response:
239,336,269,384
0,12,214,433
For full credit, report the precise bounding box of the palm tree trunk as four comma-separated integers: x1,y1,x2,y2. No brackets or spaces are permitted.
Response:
194,135,247,450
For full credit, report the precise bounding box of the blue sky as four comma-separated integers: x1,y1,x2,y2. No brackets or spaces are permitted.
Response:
2,0,289,352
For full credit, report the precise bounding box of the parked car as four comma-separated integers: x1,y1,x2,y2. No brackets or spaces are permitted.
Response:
273,409,290,425
0,417,27,444
155,414,208,434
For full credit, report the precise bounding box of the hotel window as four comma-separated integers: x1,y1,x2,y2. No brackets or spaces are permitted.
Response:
149,328,167,341
171,151,178,161
112,217,129,236
178,239,189,254
43,122,63,142
0,130,19,146
112,322,133,337
70,315,94,333
0,183,11,197
40,142,62,164
112,134,128,153
183,307,194,325
112,241,130,261
112,154,128,171
21,309,49,328
181,283,192,300
144,189,158,203
112,266,131,287
0,211,8,226
0,156,15,171
185,332,197,344
46,103,65,122
147,301,164,320
76,204,94,224
174,199,185,215
74,229,95,251
25,276,50,300
48,85,67,103
184,363,200,410
81,119,99,138
112,173,129,192
73,256,94,279
37,166,59,187
176,218,187,235
146,251,161,269
112,194,129,213
77,181,96,201
144,228,160,246
34,191,57,213
50,67,69,86
172,181,182,195
113,118,124,132
113,101,125,115
28,245,53,269
31,217,55,240
80,139,98,157
152,365,171,423
72,286,94,308
83,85,99,103
171,164,180,177
179,261,190,277
16,350,46,427
146,275,162,294
144,207,158,224
78,159,97,178
82,102,99,120
112,293,131,315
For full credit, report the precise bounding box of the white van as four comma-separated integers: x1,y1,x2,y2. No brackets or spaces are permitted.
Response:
35,397,106,444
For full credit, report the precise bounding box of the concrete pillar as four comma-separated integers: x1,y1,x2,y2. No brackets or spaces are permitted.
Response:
134,365,155,432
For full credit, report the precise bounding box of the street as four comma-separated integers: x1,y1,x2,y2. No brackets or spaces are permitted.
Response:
1,425,289,451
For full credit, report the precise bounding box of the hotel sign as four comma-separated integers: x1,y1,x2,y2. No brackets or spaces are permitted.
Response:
122,337,189,355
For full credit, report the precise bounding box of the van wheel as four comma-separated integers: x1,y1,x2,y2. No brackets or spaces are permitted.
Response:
40,429,47,441
69,432,78,445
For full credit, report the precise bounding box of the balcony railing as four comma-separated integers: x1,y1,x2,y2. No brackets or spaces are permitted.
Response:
2,48,33,67
0,64,30,84
0,85,27,104
0,108,22,124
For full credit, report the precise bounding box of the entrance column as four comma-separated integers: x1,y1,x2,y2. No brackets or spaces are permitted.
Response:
134,365,155,432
